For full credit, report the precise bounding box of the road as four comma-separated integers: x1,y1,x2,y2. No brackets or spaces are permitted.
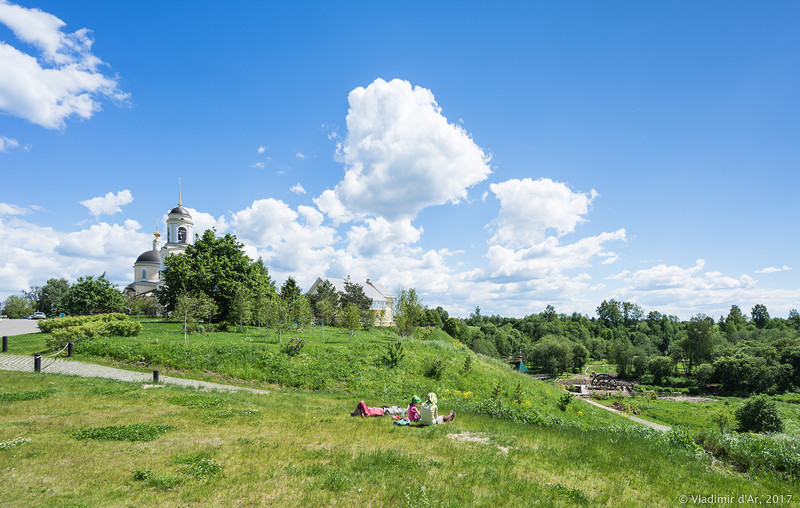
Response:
0,318,41,336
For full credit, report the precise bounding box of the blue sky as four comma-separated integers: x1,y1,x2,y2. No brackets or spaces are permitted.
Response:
1,1,798,320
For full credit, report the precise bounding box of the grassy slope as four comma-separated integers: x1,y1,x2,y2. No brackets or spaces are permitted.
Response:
1,322,798,505
1,371,796,507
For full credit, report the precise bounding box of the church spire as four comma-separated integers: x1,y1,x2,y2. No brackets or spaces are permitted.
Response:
178,177,182,207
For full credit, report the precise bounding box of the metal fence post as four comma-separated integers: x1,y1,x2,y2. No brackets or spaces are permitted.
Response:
34,354,41,373
2,336,7,352
153,370,159,383
67,342,73,357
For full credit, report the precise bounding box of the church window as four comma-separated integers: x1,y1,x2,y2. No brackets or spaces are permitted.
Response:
141,269,147,280
178,227,187,243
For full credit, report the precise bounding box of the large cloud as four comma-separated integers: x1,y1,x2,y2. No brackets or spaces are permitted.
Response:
314,78,491,223
489,178,598,248
0,1,127,129
229,199,336,279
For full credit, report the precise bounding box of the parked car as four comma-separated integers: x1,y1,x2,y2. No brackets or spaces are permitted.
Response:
31,312,46,319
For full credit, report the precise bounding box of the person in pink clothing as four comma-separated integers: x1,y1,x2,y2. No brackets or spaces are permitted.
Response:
407,395,422,422
350,400,385,417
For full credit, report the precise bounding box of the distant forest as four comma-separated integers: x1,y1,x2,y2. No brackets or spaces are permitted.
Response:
424,300,800,396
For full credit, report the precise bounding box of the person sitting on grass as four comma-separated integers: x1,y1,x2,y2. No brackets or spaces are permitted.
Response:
407,395,422,422
350,400,385,417
420,392,455,425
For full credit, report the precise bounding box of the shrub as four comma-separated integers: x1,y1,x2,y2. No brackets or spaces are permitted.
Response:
424,358,445,380
557,393,572,411
382,342,405,368
735,394,784,433
280,337,306,357
462,354,473,374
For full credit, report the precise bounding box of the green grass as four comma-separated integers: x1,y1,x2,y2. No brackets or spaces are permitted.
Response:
1,370,797,507
3,321,800,505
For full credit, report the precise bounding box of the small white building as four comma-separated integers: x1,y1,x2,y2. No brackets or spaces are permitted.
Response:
307,276,395,327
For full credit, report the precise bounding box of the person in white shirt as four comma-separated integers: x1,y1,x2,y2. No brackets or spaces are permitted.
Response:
419,392,455,425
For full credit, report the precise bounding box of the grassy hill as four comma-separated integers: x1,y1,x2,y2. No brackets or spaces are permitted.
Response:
1,321,798,506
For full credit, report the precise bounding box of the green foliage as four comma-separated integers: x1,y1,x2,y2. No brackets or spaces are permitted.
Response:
157,229,276,322
280,276,302,301
42,314,141,349
424,358,445,380
132,469,182,490
735,394,784,433
60,274,126,315
710,408,734,433
647,356,674,385
695,430,800,480
443,317,460,341
531,337,574,377
280,337,306,357
513,381,524,404
557,393,572,412
462,354,473,374
2,294,34,318
0,390,52,402
341,303,361,341
395,288,423,339
382,341,406,368
37,277,70,316
309,279,338,323
72,423,174,441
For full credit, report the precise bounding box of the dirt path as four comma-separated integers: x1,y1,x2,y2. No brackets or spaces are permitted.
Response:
580,397,671,432
0,354,269,395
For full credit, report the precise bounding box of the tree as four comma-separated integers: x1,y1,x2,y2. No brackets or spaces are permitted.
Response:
443,317,461,341
341,303,361,342
229,284,252,332
597,300,622,328
609,338,634,378
174,292,218,343
280,277,302,301
395,288,423,339
682,314,716,372
647,356,674,385
157,230,275,322
531,337,574,377
60,274,126,315
38,278,70,316
751,304,770,329
265,296,290,343
2,294,34,318
309,279,338,320
293,294,314,330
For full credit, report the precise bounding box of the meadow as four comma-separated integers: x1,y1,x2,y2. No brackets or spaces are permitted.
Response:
1,320,799,506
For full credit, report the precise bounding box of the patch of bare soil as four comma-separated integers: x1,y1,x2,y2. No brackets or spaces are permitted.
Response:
658,396,717,403
447,431,513,455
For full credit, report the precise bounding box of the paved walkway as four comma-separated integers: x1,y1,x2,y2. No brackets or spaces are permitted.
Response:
580,397,671,432
0,354,270,395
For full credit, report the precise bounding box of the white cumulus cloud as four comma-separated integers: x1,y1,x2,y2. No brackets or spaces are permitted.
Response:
80,190,133,217
489,178,597,248
755,265,791,274
290,183,306,195
314,78,491,223
0,1,128,130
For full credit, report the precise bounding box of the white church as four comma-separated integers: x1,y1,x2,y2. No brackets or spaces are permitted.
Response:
124,191,194,297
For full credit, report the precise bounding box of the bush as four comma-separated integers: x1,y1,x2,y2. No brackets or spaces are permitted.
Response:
382,342,405,368
280,337,306,357
424,358,446,380
735,394,784,433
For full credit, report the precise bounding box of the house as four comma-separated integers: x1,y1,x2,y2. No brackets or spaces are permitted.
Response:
307,276,395,327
